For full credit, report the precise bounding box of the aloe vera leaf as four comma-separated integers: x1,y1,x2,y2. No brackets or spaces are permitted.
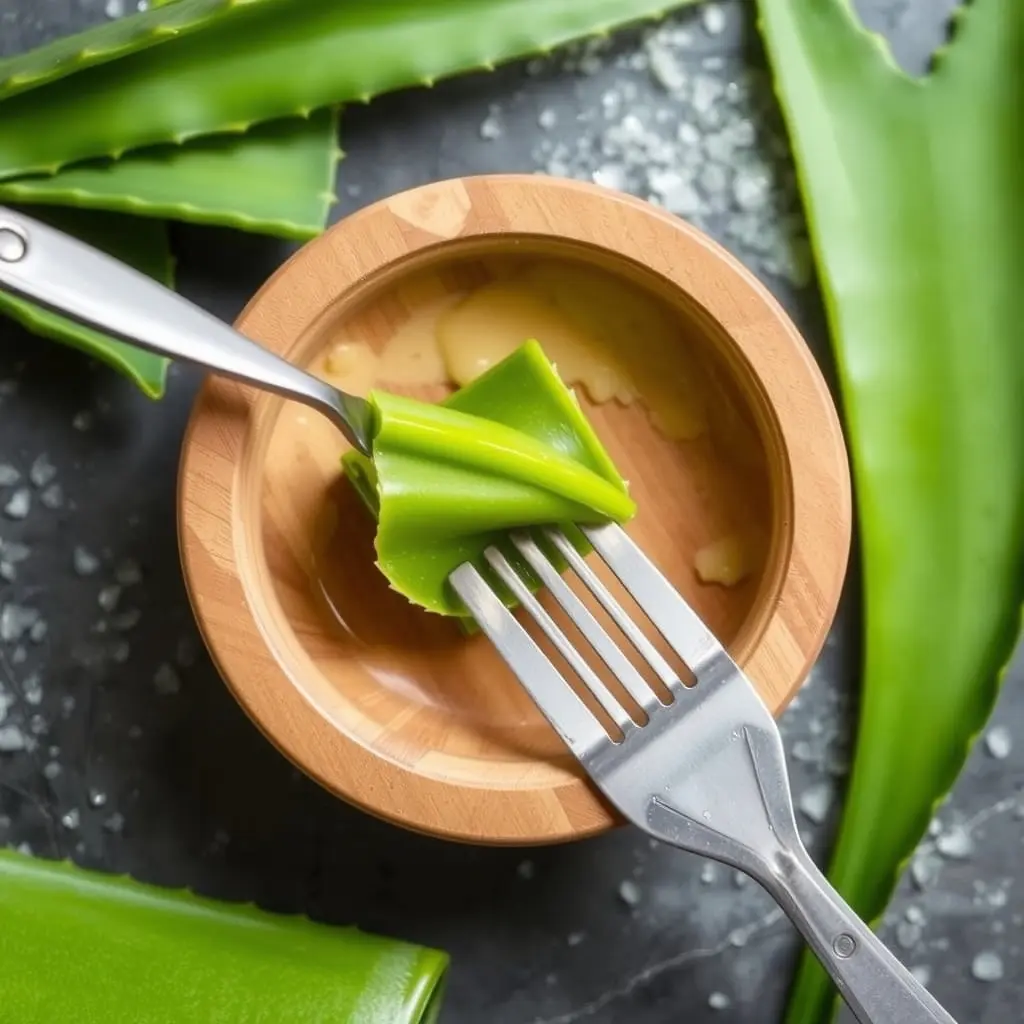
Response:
0,849,448,1024
752,2,1024,1021
0,110,340,241
0,0,682,179
0,207,173,397
343,340,634,616
0,0,337,239
0,0,267,100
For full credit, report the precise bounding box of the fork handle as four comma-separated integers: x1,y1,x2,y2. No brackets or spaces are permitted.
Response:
771,845,957,1024
0,206,373,453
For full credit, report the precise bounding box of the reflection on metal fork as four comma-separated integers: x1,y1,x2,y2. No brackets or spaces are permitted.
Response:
449,523,957,1024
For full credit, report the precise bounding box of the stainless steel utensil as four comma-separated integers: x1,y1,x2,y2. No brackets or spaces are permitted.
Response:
0,207,375,455
450,524,958,1024
0,206,956,1022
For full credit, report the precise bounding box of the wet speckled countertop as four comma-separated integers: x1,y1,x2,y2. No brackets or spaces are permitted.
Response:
1,2,1021,1022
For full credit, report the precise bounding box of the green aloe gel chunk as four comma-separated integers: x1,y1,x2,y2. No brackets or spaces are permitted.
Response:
342,339,636,616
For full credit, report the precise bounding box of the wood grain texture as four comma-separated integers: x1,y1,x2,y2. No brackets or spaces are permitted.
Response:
178,175,852,845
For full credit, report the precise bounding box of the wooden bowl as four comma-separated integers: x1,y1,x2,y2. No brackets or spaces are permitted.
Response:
178,175,852,846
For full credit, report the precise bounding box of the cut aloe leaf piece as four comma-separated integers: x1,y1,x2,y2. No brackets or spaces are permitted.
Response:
343,340,635,616
0,849,449,1024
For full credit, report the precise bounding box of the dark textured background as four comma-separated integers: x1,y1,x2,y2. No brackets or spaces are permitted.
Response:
0,2,1021,1022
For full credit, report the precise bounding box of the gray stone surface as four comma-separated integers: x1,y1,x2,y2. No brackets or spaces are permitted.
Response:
0,2,1021,1022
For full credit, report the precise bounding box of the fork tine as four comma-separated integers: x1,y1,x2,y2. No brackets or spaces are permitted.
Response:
448,563,612,761
509,530,664,715
481,546,635,733
544,527,688,698
580,523,736,684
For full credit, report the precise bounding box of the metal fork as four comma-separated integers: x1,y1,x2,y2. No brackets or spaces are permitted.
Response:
450,524,958,1024
0,204,957,1022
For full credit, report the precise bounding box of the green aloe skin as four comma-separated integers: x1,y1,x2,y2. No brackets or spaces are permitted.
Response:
0,110,342,242
754,1,1024,1020
0,850,449,1024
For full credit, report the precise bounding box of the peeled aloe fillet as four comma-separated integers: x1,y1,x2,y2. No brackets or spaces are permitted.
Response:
754,1,1024,1021
343,340,634,616
0,207,173,397
0,0,680,179
0,850,448,1024
0,110,341,241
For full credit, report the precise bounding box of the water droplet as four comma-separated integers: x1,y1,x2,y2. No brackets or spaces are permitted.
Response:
1,604,40,643
4,488,30,520
28,454,56,489
73,546,100,576
0,724,27,752
479,108,503,141
617,879,642,907
592,162,628,192
984,725,1012,760
971,951,1004,982
154,663,182,695
538,108,557,130
103,811,126,834
701,3,727,35
798,782,834,825
936,825,973,860
910,965,932,988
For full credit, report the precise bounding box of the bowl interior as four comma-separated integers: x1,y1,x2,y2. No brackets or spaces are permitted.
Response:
234,235,789,798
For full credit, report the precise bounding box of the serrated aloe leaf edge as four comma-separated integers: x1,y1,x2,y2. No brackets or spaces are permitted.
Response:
753,1,1024,1021
0,0,682,180
0,110,341,242
0,0,340,241
0,0,267,100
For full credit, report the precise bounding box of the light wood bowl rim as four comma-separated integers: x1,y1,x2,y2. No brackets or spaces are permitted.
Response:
177,174,852,846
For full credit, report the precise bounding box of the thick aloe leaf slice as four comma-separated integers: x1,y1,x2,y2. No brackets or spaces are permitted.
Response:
0,207,174,397
753,1,1024,1020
